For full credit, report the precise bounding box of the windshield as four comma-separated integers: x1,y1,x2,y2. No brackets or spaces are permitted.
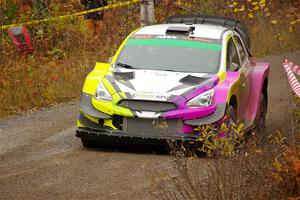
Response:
116,38,222,73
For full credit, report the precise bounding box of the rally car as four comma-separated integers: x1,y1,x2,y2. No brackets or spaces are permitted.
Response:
76,15,269,148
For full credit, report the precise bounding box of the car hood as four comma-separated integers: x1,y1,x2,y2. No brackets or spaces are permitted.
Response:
105,69,218,102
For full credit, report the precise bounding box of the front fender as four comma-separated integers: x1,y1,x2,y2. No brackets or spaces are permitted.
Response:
184,71,241,126
214,71,241,105
82,62,110,95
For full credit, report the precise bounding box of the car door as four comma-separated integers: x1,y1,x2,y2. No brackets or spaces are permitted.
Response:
226,36,251,119
234,35,253,118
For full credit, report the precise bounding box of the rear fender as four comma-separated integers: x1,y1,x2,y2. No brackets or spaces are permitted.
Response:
246,62,270,121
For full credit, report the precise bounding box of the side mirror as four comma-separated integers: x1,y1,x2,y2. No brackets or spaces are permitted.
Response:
108,56,114,63
230,62,239,71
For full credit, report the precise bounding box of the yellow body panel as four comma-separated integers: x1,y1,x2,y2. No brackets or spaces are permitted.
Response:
227,74,242,102
91,98,134,117
218,71,226,83
82,62,110,95
77,120,85,128
85,113,100,123
104,119,117,130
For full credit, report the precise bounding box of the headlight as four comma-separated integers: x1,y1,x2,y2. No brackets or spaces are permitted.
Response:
187,89,215,108
95,82,112,102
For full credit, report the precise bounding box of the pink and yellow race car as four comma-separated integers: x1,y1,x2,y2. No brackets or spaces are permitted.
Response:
76,15,269,147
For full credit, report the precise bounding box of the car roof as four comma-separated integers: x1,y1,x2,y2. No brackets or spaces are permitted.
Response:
134,24,229,40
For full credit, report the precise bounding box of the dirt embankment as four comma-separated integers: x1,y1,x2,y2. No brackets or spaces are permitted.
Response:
0,52,299,200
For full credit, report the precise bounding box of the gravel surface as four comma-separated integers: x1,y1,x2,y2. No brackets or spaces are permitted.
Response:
0,52,299,200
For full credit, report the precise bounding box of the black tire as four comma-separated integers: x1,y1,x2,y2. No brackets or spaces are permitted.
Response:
225,105,241,148
252,93,268,146
256,93,268,132
226,105,237,123
81,139,99,148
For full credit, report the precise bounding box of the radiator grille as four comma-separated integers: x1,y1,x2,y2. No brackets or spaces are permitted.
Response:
118,100,177,112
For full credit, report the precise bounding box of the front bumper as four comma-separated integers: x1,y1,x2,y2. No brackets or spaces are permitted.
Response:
77,112,199,140
78,93,227,141
77,105,227,142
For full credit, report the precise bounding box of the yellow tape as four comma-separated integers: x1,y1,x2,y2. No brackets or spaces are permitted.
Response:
0,0,140,30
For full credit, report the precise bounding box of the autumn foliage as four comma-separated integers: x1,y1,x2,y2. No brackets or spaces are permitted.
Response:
0,1,299,198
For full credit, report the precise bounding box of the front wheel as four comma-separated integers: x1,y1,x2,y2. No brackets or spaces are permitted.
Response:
225,105,237,123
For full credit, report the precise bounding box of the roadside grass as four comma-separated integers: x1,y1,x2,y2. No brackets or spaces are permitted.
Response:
0,51,94,117
0,4,139,118
250,21,300,56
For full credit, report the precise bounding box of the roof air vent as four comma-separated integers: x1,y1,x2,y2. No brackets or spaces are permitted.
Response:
166,26,195,35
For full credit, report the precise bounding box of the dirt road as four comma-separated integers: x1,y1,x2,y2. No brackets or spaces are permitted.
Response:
0,52,299,200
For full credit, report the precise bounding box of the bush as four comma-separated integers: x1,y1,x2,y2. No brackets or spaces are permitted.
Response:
151,101,299,199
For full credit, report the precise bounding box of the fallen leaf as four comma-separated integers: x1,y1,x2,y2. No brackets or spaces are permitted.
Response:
270,19,278,25
255,149,262,153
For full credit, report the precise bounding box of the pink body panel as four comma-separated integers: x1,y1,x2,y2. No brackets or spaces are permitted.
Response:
245,62,270,121
214,72,240,104
164,62,269,134
164,106,216,120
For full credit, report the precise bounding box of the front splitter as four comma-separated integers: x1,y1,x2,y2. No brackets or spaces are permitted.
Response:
76,127,200,144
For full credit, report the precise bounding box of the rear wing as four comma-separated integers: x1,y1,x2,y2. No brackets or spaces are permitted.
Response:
165,15,251,56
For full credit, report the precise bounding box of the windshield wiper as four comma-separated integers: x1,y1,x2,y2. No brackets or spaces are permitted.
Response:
116,62,135,69
162,69,177,72
161,69,187,73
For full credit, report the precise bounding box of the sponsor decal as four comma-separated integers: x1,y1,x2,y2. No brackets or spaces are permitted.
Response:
152,119,168,129
132,93,168,101
130,35,221,44
186,37,214,43
155,35,178,39
155,94,169,100
132,35,153,39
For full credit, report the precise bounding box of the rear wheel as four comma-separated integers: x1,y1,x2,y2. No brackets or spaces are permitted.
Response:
257,93,267,132
81,139,99,148
253,93,268,146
